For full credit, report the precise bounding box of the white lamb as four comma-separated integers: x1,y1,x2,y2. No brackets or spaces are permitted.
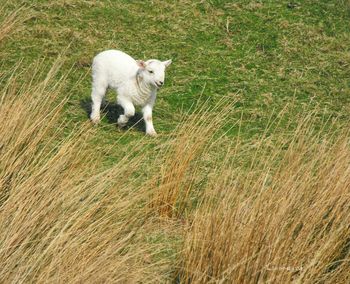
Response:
90,49,172,136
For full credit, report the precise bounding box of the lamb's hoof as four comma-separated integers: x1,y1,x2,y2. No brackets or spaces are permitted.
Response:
90,117,100,124
146,130,158,137
117,122,127,129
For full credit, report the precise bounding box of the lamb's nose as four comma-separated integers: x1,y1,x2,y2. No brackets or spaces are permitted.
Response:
159,81,164,86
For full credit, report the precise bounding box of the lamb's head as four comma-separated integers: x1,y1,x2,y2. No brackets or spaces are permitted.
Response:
137,59,172,89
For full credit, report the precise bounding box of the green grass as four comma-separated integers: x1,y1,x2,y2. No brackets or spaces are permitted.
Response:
1,1,349,163
1,0,350,214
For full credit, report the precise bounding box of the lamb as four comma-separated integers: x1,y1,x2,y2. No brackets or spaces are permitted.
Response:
90,49,172,137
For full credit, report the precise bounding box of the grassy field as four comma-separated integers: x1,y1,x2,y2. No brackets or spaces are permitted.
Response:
1,1,350,283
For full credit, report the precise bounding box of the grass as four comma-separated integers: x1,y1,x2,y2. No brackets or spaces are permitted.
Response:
178,114,350,283
0,1,350,283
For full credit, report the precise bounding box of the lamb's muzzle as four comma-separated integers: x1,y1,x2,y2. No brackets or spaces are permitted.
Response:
156,81,164,87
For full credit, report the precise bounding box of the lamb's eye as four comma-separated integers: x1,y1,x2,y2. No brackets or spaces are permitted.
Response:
148,70,154,74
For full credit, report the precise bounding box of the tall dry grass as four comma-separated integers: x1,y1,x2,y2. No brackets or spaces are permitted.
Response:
0,61,174,282
150,99,236,218
1,62,349,282
0,6,28,43
177,113,350,283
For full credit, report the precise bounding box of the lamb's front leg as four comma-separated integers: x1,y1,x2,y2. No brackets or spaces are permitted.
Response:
117,98,135,128
142,104,157,137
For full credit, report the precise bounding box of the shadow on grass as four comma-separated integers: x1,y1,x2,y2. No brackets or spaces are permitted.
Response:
80,98,146,133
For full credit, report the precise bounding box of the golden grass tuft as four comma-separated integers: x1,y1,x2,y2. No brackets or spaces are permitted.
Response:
150,99,236,218
0,6,29,44
0,62,172,283
177,115,350,283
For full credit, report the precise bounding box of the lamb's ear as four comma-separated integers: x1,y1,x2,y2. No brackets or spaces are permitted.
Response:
136,60,146,68
163,59,172,67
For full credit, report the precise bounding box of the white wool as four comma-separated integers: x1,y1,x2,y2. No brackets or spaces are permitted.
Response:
90,49,171,136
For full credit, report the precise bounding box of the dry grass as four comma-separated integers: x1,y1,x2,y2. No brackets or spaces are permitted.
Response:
177,114,350,283
0,61,172,283
1,61,349,282
150,99,236,218
0,6,28,44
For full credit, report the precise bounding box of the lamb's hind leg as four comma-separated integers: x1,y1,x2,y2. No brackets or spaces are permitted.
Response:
90,82,107,124
117,97,135,128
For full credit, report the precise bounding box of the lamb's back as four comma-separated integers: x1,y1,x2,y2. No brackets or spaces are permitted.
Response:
92,50,138,88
